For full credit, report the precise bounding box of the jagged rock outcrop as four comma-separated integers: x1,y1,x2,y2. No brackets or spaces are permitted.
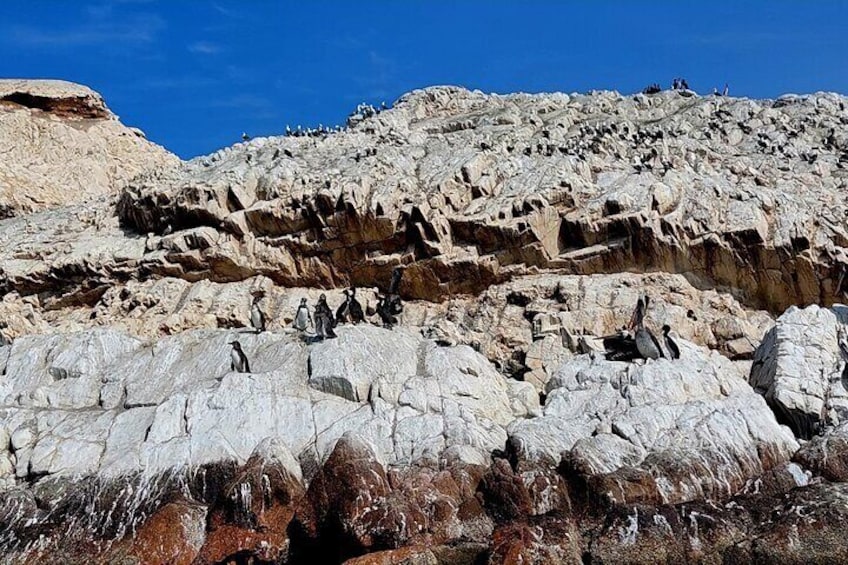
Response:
0,79,178,217
117,87,848,312
4,81,848,562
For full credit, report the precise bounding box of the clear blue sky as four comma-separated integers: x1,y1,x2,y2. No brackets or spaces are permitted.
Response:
4,1,847,158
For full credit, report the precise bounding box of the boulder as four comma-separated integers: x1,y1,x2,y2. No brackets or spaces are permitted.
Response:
750,304,848,438
509,340,799,505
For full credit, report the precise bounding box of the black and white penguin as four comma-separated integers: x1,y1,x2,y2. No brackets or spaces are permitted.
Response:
250,295,266,333
662,325,680,360
630,296,664,361
293,297,312,332
230,341,251,373
314,294,337,339
335,289,351,325
348,287,365,324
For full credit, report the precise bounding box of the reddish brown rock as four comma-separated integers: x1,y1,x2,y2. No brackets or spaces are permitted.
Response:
488,518,581,565
110,500,208,565
195,443,305,564
793,424,848,481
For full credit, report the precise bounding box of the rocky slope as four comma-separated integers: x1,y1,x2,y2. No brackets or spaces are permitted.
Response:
1,80,848,563
0,79,178,217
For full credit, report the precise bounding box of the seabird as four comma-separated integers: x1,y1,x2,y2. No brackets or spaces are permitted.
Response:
348,287,365,324
630,295,664,361
314,294,337,339
250,295,266,333
229,341,251,373
293,297,312,332
335,289,351,325
241,132,250,141
662,325,680,360
375,294,398,328
602,328,640,362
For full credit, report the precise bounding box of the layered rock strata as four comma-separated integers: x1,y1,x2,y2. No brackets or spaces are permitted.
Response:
2,81,848,562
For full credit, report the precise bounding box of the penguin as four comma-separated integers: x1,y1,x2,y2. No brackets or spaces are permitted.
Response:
348,287,365,324
662,325,680,360
630,295,664,361
241,132,250,141
314,294,337,339
250,295,266,333
161,222,173,236
293,298,312,332
230,341,251,373
335,289,351,325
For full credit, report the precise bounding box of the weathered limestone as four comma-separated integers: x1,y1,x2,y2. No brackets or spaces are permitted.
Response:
115,87,848,312
749,304,848,438
0,80,178,216
509,341,799,505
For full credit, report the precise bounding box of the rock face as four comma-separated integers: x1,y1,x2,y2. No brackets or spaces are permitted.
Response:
750,304,848,438
117,87,848,312
0,79,178,217
2,81,848,562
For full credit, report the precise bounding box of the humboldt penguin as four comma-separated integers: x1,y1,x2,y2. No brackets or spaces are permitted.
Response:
631,295,664,361
314,294,337,339
293,298,312,332
230,341,251,373
250,295,266,333
348,287,365,324
662,324,680,360
335,289,351,325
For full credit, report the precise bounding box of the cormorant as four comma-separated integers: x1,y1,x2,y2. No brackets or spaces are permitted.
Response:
348,287,365,324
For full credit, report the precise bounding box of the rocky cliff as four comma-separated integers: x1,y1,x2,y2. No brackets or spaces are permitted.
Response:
1,81,848,564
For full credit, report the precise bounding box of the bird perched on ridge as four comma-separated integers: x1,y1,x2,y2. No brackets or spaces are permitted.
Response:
630,295,664,361
335,289,351,325
314,294,337,339
662,324,680,360
230,341,251,373
293,297,312,333
250,295,266,333
348,287,365,324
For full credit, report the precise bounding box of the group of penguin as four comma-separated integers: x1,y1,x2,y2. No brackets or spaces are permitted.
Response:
602,295,681,362
228,267,406,373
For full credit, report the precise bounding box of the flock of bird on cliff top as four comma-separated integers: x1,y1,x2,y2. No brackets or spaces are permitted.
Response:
227,265,681,374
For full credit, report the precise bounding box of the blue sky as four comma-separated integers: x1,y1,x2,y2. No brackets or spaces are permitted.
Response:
4,1,847,158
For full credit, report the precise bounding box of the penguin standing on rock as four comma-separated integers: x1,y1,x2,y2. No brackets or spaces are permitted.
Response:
348,287,365,324
250,295,266,333
230,341,251,373
335,289,351,325
293,298,312,333
662,325,681,360
314,294,337,339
